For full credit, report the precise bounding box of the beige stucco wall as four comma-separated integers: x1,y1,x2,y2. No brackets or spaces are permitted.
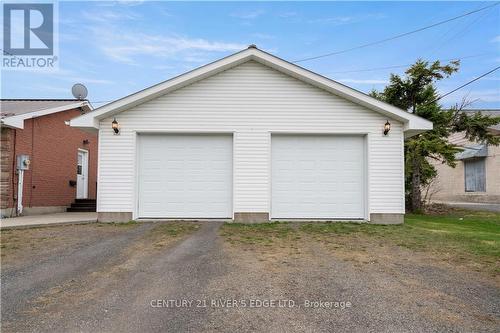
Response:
430,132,500,204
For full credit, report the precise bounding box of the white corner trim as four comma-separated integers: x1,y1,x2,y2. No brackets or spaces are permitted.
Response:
2,101,91,129
69,48,433,134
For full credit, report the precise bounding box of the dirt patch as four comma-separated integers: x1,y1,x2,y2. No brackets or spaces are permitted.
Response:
424,203,464,215
23,222,200,313
1,220,498,332
24,222,201,316
148,221,201,249
0,223,139,267
219,223,500,332
300,219,500,277
1,221,202,333
319,233,498,286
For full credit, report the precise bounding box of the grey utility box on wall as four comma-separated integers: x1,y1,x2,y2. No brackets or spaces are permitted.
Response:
16,155,31,170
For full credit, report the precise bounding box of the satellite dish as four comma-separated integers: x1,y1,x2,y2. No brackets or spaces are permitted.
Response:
72,83,88,100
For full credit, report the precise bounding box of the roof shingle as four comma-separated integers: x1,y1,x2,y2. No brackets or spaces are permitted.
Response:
0,99,86,118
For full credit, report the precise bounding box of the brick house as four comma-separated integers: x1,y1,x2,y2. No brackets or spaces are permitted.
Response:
1,99,98,217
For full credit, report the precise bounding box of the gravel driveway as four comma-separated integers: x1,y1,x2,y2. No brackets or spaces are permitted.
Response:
1,221,498,332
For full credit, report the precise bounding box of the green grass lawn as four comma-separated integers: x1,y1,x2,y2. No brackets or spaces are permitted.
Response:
301,211,500,258
221,210,500,273
403,212,500,258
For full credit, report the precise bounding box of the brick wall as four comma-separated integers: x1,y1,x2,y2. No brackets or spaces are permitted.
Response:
1,108,98,210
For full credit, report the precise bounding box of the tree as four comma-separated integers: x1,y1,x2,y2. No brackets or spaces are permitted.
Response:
370,60,500,212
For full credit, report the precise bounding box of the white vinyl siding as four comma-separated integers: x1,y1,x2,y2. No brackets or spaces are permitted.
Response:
234,132,270,212
97,129,136,212
97,60,405,218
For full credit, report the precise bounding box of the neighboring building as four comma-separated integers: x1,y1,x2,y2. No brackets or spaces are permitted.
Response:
1,99,98,217
431,110,500,204
71,46,432,224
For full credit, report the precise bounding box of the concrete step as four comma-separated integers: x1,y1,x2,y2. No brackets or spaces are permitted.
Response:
67,198,97,212
70,203,96,208
67,207,96,212
74,199,96,204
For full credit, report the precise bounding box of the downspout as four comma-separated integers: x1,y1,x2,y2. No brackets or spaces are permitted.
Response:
17,168,24,215
29,116,35,207
10,129,17,217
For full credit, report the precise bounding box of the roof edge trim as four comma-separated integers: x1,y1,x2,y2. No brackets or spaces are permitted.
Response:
70,48,433,134
2,101,91,129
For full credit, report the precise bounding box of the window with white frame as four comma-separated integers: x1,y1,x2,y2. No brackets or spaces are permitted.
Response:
464,158,486,192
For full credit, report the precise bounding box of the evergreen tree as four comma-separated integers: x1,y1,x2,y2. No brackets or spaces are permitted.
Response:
371,60,500,212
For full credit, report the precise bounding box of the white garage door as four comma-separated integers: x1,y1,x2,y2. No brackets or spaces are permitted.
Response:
272,135,365,219
138,134,232,218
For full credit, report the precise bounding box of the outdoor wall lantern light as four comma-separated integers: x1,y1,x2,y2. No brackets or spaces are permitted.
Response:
112,118,120,134
383,120,391,135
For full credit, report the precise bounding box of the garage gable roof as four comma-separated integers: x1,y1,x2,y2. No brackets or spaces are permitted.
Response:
70,46,432,136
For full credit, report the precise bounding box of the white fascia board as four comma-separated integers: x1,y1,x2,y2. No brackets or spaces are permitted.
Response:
1,117,24,129
2,101,91,129
70,48,433,134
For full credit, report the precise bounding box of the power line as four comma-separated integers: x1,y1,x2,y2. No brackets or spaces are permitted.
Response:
325,53,491,75
293,2,500,63
87,56,499,106
434,66,500,103
424,4,495,59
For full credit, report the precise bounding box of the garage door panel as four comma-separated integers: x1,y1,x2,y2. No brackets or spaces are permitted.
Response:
138,135,232,218
272,135,365,219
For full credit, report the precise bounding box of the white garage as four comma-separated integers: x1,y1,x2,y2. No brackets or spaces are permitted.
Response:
137,134,232,218
271,135,365,219
71,46,432,224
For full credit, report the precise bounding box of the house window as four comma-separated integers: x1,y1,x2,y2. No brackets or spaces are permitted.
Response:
77,154,83,175
464,158,486,192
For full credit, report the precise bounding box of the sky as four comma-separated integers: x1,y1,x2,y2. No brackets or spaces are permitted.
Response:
2,1,499,109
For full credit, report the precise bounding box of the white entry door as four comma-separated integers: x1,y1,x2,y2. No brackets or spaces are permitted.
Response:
76,149,89,199
271,135,365,219
138,134,233,218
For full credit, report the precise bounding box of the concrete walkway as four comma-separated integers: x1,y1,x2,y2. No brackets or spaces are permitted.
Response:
0,212,97,229
434,201,500,213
